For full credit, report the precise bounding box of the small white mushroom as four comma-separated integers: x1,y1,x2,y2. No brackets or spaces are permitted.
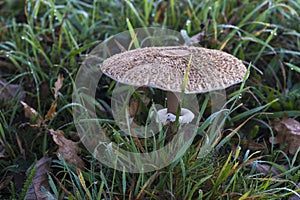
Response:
155,108,195,124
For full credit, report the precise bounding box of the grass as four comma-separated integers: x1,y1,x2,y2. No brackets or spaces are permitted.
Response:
0,0,300,199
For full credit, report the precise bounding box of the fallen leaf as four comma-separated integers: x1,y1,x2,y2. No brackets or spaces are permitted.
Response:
45,100,57,121
44,73,64,121
24,156,54,200
54,73,64,100
50,129,85,169
20,101,44,126
269,116,300,154
0,77,24,105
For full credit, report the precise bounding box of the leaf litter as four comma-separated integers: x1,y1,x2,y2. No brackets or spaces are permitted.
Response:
0,77,25,106
21,74,84,191
269,116,300,155
45,73,64,121
20,101,44,126
24,156,55,200
50,129,85,169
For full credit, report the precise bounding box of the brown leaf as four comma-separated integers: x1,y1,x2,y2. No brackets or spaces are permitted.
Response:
0,77,24,105
269,117,300,154
24,156,54,200
54,73,64,100
45,100,57,121
50,129,85,169
44,74,64,121
20,101,44,125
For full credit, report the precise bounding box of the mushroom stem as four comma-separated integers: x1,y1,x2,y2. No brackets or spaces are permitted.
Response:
152,92,194,125
167,91,180,115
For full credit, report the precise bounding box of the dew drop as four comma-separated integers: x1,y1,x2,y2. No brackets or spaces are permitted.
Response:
21,36,25,40
186,20,191,26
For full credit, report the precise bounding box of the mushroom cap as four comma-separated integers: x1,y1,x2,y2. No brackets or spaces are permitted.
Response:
100,46,247,94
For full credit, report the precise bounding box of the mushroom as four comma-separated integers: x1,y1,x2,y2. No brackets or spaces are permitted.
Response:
100,46,247,125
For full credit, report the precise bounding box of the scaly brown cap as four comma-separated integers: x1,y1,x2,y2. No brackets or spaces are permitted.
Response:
100,46,247,94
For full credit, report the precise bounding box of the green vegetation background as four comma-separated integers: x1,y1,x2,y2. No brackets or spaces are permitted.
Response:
0,0,300,199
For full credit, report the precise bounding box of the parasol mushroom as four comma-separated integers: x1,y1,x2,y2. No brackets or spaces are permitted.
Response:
100,45,247,124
